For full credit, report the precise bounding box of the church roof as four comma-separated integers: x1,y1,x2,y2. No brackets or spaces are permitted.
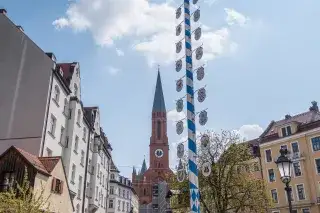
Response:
152,70,166,113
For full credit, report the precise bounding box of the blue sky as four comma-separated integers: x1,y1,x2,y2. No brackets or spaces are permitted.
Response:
2,0,320,179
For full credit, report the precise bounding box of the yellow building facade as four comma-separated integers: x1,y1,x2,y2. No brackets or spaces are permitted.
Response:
259,102,320,213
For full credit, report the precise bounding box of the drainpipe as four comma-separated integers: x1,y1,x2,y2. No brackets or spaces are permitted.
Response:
81,127,92,212
40,67,54,156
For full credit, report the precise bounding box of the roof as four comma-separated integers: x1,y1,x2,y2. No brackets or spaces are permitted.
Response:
152,70,166,113
57,63,76,87
3,146,61,176
261,108,320,137
110,160,120,173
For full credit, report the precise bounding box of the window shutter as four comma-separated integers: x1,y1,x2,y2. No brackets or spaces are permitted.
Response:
60,181,64,194
51,178,56,192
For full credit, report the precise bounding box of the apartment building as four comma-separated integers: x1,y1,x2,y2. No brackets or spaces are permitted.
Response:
108,162,139,213
0,9,113,213
259,101,320,213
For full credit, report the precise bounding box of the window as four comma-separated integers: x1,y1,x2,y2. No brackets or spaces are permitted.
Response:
86,182,90,196
122,201,125,211
100,172,102,184
63,99,68,115
51,178,63,194
280,144,287,150
291,142,299,153
81,150,85,166
118,200,121,211
127,191,129,199
268,169,275,182
76,204,80,213
265,149,272,162
74,136,79,153
296,184,305,200
271,189,278,203
49,114,56,136
53,85,60,103
102,175,104,186
77,176,82,199
88,159,92,173
74,83,78,96
126,202,129,212
83,127,87,141
60,126,65,143
312,137,320,151
71,164,76,183
282,126,292,137
293,162,301,176
46,148,52,157
292,210,298,213
110,186,114,194
109,199,114,208
157,120,161,140
302,208,310,213
111,174,115,180
123,189,125,197
77,109,81,125
97,164,100,177
95,186,98,200
315,159,320,174
286,186,294,202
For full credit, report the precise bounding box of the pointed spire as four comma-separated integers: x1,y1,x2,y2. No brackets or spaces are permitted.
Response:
132,166,137,175
140,157,147,175
152,66,166,113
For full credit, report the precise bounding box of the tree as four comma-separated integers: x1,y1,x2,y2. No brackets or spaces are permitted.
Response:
167,130,271,213
0,167,51,213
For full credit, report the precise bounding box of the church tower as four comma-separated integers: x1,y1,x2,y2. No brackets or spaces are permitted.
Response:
132,69,172,205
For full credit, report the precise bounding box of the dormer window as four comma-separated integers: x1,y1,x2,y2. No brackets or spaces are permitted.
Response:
282,126,292,137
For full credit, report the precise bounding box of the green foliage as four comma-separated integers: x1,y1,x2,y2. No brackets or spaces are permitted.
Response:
167,130,271,213
0,167,51,213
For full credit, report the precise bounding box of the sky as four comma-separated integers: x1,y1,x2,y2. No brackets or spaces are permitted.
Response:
2,0,320,179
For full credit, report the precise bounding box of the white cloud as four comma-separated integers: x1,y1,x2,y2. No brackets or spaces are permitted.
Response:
167,109,187,127
225,8,250,27
107,66,120,76
115,48,124,56
53,0,250,66
234,124,263,140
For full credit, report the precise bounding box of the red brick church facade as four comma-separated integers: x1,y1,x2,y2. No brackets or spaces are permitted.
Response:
132,70,173,205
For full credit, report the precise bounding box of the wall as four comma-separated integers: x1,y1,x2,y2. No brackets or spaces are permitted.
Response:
0,13,53,155
33,160,73,213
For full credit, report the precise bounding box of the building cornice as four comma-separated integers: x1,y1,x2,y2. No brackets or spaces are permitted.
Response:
260,126,320,148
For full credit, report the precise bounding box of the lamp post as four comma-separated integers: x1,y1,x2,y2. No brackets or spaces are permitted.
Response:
275,148,293,213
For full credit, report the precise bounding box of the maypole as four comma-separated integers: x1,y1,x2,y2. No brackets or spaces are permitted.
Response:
174,0,207,212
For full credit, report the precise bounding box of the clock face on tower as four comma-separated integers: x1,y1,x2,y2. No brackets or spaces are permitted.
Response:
155,149,164,158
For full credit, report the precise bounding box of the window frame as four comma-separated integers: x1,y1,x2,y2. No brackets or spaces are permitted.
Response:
265,149,272,163
268,168,276,183
296,183,306,201
270,188,279,204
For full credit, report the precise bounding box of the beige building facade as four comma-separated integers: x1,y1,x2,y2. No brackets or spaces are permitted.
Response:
258,101,320,213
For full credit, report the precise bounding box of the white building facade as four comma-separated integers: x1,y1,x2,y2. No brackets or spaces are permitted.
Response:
1,10,115,213
108,164,139,213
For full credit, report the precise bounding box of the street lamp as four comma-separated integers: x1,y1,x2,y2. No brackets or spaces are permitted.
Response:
275,148,293,213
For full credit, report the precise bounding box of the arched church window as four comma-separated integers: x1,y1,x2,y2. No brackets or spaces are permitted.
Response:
157,120,161,139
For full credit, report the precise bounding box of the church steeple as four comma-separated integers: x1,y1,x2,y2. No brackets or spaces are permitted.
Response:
140,158,147,175
152,67,166,113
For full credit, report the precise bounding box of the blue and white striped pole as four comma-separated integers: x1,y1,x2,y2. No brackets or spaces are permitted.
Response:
184,0,200,212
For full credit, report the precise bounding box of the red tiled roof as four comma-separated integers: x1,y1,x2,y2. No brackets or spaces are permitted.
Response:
38,157,60,173
57,63,75,86
15,147,49,175
13,147,60,175
262,110,320,137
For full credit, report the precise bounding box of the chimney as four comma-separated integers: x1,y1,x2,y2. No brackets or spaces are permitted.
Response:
0,9,7,15
310,101,319,112
285,114,291,119
16,25,24,32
